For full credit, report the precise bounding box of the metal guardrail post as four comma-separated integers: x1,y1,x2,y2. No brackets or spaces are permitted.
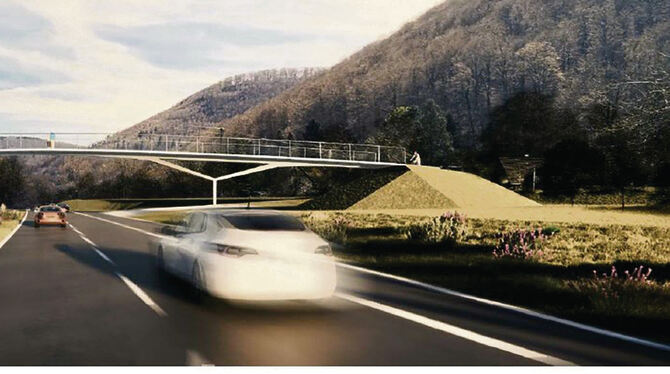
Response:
319,142,322,158
165,135,169,152
226,138,230,154
288,140,291,157
377,145,381,163
349,144,352,160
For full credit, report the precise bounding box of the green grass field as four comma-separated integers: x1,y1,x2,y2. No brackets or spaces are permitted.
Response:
0,210,24,244
300,211,670,344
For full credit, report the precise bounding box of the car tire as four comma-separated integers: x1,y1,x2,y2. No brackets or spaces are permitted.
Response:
34,223,40,228
60,224,67,228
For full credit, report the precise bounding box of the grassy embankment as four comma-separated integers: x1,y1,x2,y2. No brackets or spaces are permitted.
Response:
0,210,25,243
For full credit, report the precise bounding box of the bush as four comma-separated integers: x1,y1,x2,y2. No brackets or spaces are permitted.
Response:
405,211,468,245
492,227,550,260
303,213,350,244
1,210,22,221
583,266,653,299
567,266,669,316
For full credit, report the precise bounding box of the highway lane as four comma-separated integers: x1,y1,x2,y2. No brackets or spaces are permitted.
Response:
0,213,669,365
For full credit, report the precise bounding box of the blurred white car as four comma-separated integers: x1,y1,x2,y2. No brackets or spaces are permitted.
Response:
156,210,336,300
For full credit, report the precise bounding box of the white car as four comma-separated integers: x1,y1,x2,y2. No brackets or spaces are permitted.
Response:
156,210,337,300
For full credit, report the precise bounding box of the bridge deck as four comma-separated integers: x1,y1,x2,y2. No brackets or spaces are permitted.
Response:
0,133,406,168
0,148,402,169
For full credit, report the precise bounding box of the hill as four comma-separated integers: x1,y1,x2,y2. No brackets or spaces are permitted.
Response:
217,0,669,162
6,69,324,206
117,68,324,138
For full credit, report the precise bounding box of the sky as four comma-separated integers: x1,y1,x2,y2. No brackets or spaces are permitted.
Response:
0,0,444,134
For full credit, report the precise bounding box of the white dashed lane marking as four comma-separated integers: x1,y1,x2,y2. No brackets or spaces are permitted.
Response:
70,223,167,317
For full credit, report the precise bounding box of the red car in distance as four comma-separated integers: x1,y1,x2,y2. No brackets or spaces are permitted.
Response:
34,205,68,228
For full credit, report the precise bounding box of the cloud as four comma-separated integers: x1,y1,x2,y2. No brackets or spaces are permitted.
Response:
0,0,445,133
95,22,337,70
0,2,73,58
0,56,70,90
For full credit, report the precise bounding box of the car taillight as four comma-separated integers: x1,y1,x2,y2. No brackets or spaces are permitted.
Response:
37,212,43,219
205,243,258,257
58,212,66,218
315,244,333,256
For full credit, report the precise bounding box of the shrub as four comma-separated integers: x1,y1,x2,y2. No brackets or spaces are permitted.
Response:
492,227,549,259
405,211,468,245
303,213,350,244
567,266,667,315
1,210,21,221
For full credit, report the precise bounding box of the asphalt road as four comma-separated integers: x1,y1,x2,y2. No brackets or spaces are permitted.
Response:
0,212,669,365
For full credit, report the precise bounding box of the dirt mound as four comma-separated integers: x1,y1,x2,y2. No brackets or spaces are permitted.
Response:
349,170,456,210
408,166,540,208
300,167,408,210
304,165,539,210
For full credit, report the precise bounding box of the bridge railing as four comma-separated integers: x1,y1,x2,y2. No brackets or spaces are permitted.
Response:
0,133,407,164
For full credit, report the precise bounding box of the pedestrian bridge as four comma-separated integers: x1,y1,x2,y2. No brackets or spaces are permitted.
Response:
0,132,406,204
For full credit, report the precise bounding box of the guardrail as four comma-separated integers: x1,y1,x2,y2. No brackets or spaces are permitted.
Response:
0,133,407,164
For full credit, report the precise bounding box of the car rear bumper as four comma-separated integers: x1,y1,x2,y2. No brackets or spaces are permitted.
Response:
200,254,337,300
35,219,67,226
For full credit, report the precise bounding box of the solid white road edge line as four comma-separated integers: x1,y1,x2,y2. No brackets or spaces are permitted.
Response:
75,211,670,353
75,212,167,239
336,262,670,353
335,292,573,366
0,209,28,249
69,223,167,317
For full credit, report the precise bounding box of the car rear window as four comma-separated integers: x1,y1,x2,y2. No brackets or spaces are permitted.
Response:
40,207,61,212
222,214,306,231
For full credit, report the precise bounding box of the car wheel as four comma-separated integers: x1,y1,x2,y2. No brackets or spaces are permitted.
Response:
60,224,67,228
34,223,40,228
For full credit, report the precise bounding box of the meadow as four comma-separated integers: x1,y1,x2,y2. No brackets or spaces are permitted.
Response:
300,210,670,343
0,210,24,244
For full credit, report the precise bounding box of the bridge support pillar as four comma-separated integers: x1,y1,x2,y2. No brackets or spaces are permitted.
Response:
213,180,218,206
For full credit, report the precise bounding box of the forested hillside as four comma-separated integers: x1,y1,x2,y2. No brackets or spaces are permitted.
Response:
118,68,323,138
218,0,670,190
